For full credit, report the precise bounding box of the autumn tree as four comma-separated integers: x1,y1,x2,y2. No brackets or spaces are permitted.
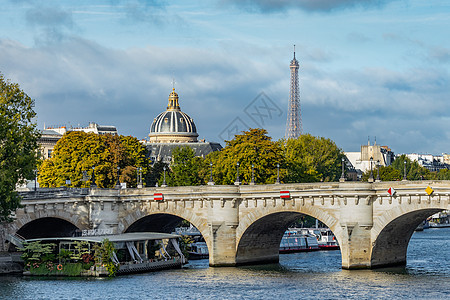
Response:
283,134,344,183
0,74,40,220
208,128,284,185
39,132,149,188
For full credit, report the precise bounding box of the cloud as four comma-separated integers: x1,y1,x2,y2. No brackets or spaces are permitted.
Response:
220,0,401,13
1,37,449,154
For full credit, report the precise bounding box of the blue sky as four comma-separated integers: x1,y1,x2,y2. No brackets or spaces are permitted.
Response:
1,0,449,154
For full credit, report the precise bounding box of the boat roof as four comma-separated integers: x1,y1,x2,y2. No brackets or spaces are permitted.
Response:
24,232,180,243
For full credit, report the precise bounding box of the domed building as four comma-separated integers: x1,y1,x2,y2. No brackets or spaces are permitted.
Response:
146,88,222,164
149,88,198,143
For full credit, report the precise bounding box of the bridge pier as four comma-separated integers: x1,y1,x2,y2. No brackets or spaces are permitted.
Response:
208,198,239,267
340,194,374,269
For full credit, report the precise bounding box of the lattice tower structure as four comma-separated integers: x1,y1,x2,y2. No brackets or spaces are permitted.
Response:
285,50,301,139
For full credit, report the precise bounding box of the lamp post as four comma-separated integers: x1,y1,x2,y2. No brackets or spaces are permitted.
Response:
276,163,280,184
137,167,143,188
162,165,167,187
250,164,255,185
208,162,215,185
403,160,407,181
34,168,38,192
91,166,96,188
376,160,381,182
339,157,345,182
368,157,374,183
116,166,121,189
234,162,241,185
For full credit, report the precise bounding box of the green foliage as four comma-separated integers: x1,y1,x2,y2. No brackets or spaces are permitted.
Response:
29,262,83,276
69,241,90,261
390,155,430,180
147,160,168,187
38,132,149,188
283,134,344,183
208,128,283,184
93,239,118,277
0,74,40,221
362,166,402,181
162,146,206,186
58,249,73,264
436,169,450,180
20,241,56,265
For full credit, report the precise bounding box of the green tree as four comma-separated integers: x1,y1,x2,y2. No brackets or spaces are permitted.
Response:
391,155,430,180
362,165,402,181
0,74,40,221
162,146,206,186
208,128,283,185
283,134,344,183
436,169,450,180
147,160,168,187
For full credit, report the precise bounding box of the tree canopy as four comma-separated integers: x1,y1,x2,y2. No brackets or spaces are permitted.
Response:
161,146,206,186
39,132,149,188
208,128,284,185
283,134,344,183
0,74,40,221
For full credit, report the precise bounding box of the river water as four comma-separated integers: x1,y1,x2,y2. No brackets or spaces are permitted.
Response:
1,228,449,299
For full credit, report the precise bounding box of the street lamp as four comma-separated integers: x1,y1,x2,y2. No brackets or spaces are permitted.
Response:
116,166,121,189
403,160,407,181
376,160,381,182
34,168,38,192
234,162,241,185
340,157,345,182
162,165,167,187
208,162,215,185
276,163,280,184
91,166,96,188
368,157,374,183
250,164,255,185
137,167,143,188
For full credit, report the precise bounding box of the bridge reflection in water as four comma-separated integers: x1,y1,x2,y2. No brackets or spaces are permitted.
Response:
2,181,449,269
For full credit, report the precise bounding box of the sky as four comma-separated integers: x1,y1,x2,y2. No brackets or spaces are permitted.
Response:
0,0,449,154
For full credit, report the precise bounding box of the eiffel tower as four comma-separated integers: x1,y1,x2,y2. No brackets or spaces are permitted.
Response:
285,46,302,139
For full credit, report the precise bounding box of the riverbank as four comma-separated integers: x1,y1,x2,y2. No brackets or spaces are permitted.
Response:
0,253,22,275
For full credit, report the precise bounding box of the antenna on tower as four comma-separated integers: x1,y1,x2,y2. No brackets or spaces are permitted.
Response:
293,44,296,59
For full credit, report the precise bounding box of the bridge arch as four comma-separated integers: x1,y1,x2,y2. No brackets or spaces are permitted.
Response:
371,206,445,268
235,206,342,265
118,209,211,253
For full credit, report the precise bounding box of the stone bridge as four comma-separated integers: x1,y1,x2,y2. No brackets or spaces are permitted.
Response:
1,181,449,269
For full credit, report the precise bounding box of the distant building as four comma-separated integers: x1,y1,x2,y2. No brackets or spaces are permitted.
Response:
345,139,395,179
38,122,118,159
145,88,222,164
404,153,449,172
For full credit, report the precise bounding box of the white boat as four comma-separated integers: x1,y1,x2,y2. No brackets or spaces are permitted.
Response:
280,228,339,253
175,226,209,259
279,230,319,253
428,211,450,228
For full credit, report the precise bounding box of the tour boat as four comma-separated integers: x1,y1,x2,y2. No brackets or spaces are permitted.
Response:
21,232,186,277
301,228,340,250
174,226,209,260
279,230,319,253
428,211,450,228
279,228,339,253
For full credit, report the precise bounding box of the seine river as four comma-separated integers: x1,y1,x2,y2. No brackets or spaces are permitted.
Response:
1,228,449,299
